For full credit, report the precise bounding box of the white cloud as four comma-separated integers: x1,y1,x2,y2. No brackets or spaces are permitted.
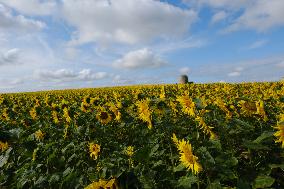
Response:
179,67,191,74
0,48,20,65
0,3,45,32
222,0,284,33
113,48,167,69
34,69,109,82
211,11,227,24
0,0,57,16
183,0,284,33
62,0,197,45
248,39,269,49
228,71,241,77
182,0,249,9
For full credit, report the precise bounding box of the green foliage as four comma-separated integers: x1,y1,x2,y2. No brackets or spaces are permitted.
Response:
0,82,283,188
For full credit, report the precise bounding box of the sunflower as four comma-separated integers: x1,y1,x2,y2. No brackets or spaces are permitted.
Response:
196,116,217,140
63,107,72,123
96,107,112,125
29,107,38,120
109,103,121,121
214,98,232,120
256,100,268,121
124,146,135,167
34,130,44,141
52,110,59,124
136,99,152,129
176,94,196,117
0,141,9,152
172,134,202,174
238,100,257,116
274,114,284,148
89,142,101,160
124,146,134,157
2,108,10,121
159,86,166,99
84,178,117,189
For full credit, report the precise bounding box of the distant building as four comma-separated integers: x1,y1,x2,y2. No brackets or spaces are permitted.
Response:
179,75,189,84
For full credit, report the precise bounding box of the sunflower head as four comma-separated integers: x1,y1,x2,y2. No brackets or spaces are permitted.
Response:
96,108,112,125
274,115,284,148
35,130,45,141
89,142,101,160
0,141,9,152
124,146,135,157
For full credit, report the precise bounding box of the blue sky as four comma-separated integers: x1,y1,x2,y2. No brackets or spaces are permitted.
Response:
0,0,284,92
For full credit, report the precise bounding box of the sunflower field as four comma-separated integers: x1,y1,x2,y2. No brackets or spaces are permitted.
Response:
0,82,283,189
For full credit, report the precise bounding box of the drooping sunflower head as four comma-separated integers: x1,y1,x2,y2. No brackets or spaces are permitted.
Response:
176,95,196,116
172,134,202,174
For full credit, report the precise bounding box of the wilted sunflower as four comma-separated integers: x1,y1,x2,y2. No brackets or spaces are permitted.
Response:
96,107,112,125
89,142,101,160
172,134,202,174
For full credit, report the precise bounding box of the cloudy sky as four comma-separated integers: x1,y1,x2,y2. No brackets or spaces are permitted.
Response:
0,0,284,92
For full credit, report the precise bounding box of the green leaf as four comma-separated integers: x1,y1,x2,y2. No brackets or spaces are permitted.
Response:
209,139,222,151
49,174,60,184
149,144,159,157
101,167,108,178
34,176,46,186
269,164,284,170
67,153,77,163
206,182,222,189
197,147,215,165
253,131,274,144
178,175,198,188
173,163,185,172
243,141,270,150
152,160,163,168
8,128,23,139
0,148,12,168
226,157,238,167
63,167,73,177
253,175,275,188
62,142,75,154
